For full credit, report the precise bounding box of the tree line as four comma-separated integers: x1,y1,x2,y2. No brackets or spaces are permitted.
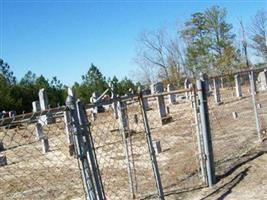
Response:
134,6,267,86
0,60,139,114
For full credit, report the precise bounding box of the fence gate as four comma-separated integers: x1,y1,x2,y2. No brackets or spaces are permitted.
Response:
137,86,207,198
86,94,165,200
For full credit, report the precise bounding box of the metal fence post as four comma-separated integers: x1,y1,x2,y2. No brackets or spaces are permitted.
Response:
76,100,106,200
65,88,97,200
249,70,262,142
139,93,165,200
196,75,216,187
117,99,136,199
191,84,207,183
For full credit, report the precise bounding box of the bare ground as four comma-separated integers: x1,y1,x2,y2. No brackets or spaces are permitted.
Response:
1,85,267,199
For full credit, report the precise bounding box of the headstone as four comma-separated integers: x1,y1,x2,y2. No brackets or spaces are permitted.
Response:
249,71,257,93
134,114,138,124
32,101,41,113
109,83,118,118
117,101,129,136
42,137,49,154
232,112,238,119
38,88,55,125
184,78,190,99
39,88,49,111
155,84,167,119
0,142,4,152
213,78,221,104
220,77,224,88
142,89,150,110
257,69,267,91
0,154,7,166
8,111,16,118
35,122,45,140
152,140,162,155
167,83,176,104
166,106,170,114
151,82,164,94
91,92,105,114
257,103,262,109
63,111,74,144
63,111,75,156
234,74,242,98
91,111,96,121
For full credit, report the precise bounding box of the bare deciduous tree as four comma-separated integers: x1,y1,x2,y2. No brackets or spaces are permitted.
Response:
134,27,185,86
250,9,267,62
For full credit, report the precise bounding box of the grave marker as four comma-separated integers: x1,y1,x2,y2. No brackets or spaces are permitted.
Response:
153,140,162,155
257,69,267,91
0,154,7,166
32,101,41,113
234,74,242,98
167,83,176,104
213,78,221,104
38,88,55,125
184,78,190,99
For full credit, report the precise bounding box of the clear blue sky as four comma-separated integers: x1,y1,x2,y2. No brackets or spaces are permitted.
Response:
0,0,266,86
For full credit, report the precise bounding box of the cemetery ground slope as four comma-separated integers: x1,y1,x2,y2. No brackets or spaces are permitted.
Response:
167,141,267,200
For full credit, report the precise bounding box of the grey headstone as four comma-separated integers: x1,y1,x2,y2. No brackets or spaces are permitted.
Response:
0,154,7,166
235,74,242,98
117,101,129,133
42,137,49,154
63,111,74,145
213,78,221,104
0,142,4,152
151,82,164,94
157,95,167,119
167,84,176,104
152,140,161,155
35,123,45,140
142,89,150,110
184,78,190,99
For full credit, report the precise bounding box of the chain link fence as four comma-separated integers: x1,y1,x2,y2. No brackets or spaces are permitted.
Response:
207,68,267,180
0,108,85,199
1,67,267,200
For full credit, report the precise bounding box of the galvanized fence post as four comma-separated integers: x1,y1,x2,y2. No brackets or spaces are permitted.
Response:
65,88,97,200
117,99,136,199
249,70,262,142
76,100,106,200
196,75,216,187
139,93,165,200
191,84,207,183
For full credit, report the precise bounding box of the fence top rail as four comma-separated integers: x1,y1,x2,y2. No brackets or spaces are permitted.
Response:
208,65,267,80
0,87,196,126
85,88,194,109
0,106,66,127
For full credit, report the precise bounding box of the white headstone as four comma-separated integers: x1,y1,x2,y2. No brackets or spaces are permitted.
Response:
32,101,40,113
257,69,267,91
39,88,49,111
